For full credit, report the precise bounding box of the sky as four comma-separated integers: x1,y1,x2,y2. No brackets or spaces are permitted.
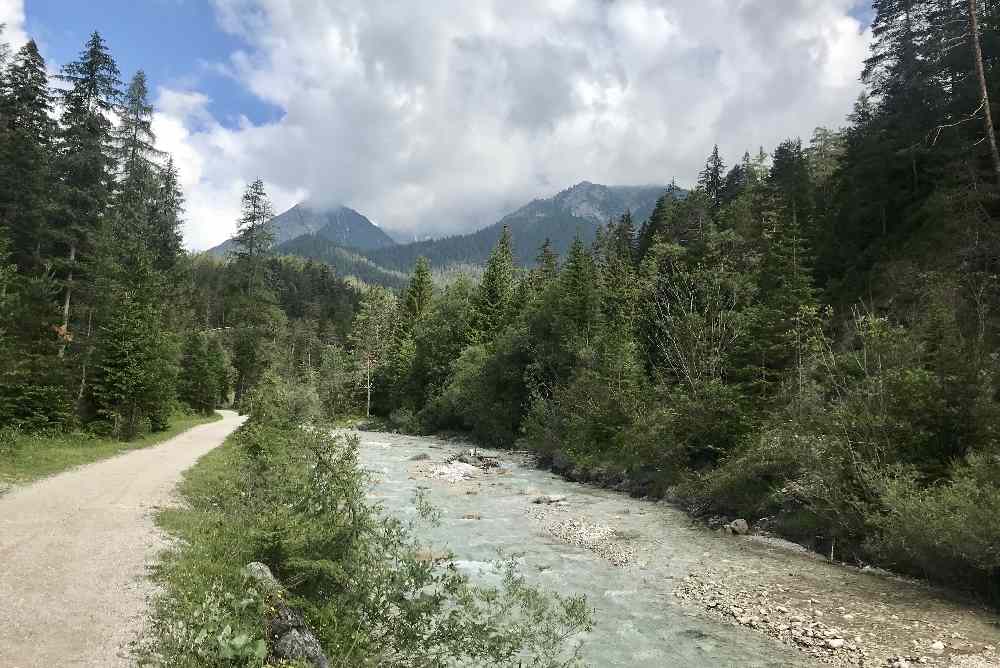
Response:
1,0,875,250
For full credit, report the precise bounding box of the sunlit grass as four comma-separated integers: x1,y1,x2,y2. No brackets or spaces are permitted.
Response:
0,411,222,487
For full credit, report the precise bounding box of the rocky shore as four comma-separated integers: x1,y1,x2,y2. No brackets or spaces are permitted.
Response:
401,442,1000,668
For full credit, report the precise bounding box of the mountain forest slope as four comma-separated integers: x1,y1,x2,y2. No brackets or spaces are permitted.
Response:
364,182,677,272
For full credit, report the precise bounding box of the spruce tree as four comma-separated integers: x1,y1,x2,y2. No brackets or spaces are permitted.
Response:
0,40,55,271
115,71,161,207
55,31,122,342
403,256,433,325
178,331,218,414
473,226,516,342
232,178,275,297
698,144,726,210
637,193,673,260
145,157,184,272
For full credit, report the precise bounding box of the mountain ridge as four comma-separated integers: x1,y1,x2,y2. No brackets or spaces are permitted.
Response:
362,181,677,272
207,203,395,256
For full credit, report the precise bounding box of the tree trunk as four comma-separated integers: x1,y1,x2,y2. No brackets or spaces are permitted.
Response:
59,243,76,358
969,0,1000,187
365,359,372,418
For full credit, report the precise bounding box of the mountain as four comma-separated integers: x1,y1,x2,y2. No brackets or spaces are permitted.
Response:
274,234,408,290
362,182,675,272
208,203,395,256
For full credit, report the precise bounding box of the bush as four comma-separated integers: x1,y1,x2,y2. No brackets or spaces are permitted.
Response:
142,393,592,666
868,455,1000,598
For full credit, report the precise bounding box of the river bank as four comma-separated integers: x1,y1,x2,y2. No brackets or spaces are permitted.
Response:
357,430,1000,667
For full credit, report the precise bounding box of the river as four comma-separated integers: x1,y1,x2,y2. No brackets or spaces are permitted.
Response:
356,430,821,667
356,430,1000,668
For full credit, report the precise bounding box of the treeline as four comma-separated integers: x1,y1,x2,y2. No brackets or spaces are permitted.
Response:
0,29,360,438
360,2,1000,601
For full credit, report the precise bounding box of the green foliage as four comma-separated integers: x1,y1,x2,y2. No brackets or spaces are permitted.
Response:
0,411,219,484
141,398,592,667
178,332,229,414
90,293,178,438
869,455,1000,596
473,226,517,342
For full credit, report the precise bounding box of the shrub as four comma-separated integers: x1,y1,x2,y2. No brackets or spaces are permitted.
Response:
868,455,1000,598
142,395,592,666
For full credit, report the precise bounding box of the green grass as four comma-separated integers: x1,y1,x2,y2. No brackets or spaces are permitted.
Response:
0,411,222,486
139,419,593,667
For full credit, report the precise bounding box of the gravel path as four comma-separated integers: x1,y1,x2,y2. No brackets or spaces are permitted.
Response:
0,410,245,668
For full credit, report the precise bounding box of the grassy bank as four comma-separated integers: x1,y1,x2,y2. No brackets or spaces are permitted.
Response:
140,408,591,667
0,411,221,486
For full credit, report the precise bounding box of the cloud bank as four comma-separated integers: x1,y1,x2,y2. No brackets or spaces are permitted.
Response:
8,0,873,249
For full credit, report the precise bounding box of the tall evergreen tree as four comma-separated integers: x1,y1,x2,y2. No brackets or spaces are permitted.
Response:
637,193,673,260
232,178,274,298
698,144,726,210
115,71,160,206
473,226,516,342
403,256,434,326
54,31,122,341
146,157,184,272
0,40,55,271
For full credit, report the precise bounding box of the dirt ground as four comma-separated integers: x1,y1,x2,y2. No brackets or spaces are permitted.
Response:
0,411,245,668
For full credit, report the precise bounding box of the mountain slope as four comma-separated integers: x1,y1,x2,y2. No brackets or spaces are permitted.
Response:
364,182,673,272
274,234,408,290
208,203,395,256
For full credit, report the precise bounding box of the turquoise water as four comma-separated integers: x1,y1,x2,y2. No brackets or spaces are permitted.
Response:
355,431,811,668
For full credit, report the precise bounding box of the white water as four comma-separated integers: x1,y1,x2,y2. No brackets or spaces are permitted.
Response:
356,431,812,668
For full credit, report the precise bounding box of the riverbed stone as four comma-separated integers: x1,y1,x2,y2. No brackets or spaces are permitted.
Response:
729,519,750,535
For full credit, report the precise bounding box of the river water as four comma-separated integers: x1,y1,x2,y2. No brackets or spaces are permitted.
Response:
356,430,813,668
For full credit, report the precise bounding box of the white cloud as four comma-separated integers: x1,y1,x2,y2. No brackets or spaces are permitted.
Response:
0,0,28,50
157,0,872,248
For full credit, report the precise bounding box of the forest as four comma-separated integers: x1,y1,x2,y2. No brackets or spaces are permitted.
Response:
1,0,999,623
356,1,1000,604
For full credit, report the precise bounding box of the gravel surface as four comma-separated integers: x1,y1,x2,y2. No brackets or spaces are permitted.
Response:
0,411,245,668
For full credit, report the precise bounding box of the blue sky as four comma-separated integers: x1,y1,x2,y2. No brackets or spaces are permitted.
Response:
24,0,280,127
6,1,876,249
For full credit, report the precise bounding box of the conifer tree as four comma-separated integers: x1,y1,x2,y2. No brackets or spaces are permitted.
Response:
115,71,160,207
0,40,55,271
233,178,274,297
536,238,558,279
146,157,184,272
55,31,122,341
637,193,673,260
178,331,220,414
473,226,516,342
403,256,433,325
698,144,726,210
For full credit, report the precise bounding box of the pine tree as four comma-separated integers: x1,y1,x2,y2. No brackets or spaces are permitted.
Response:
536,238,558,279
403,256,433,325
698,144,726,210
54,31,122,344
232,178,274,297
146,157,184,272
0,40,55,271
115,71,161,206
557,237,602,339
610,210,637,264
178,331,220,414
637,193,673,260
91,290,177,437
473,226,516,342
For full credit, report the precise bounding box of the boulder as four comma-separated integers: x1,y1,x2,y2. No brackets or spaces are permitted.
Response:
274,629,330,668
245,562,331,668
532,494,567,504
728,519,750,535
